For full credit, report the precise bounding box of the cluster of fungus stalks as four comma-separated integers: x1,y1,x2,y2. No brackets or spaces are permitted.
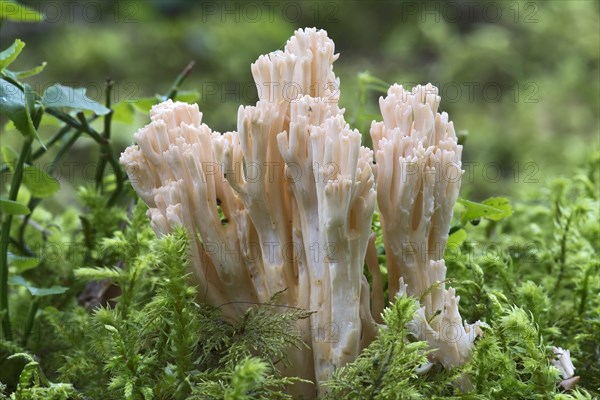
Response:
120,28,482,397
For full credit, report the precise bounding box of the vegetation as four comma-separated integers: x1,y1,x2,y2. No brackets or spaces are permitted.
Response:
1,1,598,399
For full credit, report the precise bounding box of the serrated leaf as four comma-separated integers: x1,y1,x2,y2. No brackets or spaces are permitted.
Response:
0,80,41,144
0,1,43,22
41,83,110,115
8,275,68,296
22,165,60,197
0,39,25,70
0,198,30,215
481,197,513,221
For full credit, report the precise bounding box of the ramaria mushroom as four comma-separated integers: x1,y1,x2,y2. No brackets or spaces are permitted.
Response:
120,27,479,397
552,346,580,390
370,84,482,369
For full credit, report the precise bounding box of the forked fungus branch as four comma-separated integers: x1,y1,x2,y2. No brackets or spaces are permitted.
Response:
120,27,480,397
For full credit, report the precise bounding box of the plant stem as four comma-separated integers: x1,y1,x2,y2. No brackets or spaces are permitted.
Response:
32,125,72,158
18,129,84,248
45,108,124,206
75,112,123,206
370,343,395,399
22,297,39,347
552,211,573,293
0,118,95,175
96,79,114,190
45,109,103,143
166,61,195,100
578,265,591,316
1,136,34,341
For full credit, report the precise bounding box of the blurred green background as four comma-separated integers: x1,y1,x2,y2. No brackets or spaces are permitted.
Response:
1,0,599,201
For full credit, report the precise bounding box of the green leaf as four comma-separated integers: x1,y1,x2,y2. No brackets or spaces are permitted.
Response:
130,96,161,114
0,198,29,215
174,90,200,104
112,101,134,124
457,198,510,224
0,39,25,71
447,228,467,248
8,275,68,297
3,61,47,80
0,80,40,143
41,84,110,115
481,197,513,221
22,165,60,197
3,145,60,198
7,251,39,272
1,351,30,386
129,91,199,115
0,1,43,22
357,71,390,93
7,352,35,363
1,145,18,169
